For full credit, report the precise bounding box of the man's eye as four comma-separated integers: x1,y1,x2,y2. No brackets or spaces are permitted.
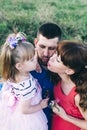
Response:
48,47,56,50
39,45,45,49
39,45,56,50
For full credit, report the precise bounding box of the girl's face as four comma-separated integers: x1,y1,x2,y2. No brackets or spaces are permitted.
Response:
16,55,38,73
47,53,68,74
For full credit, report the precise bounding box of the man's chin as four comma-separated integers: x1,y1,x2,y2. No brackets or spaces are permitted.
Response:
42,62,47,67
38,58,48,66
41,60,47,66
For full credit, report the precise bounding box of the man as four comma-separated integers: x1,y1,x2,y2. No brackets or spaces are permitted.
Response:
31,22,62,130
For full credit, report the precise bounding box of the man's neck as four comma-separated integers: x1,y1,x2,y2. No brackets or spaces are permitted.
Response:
38,58,48,70
41,65,48,70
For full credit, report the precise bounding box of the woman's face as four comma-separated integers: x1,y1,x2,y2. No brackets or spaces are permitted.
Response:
47,53,68,74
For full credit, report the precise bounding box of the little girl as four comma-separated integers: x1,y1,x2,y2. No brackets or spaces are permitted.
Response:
48,40,87,130
0,32,48,130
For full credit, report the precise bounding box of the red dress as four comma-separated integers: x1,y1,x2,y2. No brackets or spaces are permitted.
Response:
51,82,83,130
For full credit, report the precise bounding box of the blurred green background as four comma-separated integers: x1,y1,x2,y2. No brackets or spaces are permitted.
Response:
0,0,87,45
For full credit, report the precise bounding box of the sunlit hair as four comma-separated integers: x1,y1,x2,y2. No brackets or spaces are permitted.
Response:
57,40,87,111
0,32,35,81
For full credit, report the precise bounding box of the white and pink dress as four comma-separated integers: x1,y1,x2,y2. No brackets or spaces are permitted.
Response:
0,74,48,130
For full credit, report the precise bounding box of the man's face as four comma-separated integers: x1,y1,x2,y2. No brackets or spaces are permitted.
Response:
34,34,59,66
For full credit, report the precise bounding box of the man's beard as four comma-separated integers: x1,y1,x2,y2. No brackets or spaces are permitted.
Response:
38,57,49,67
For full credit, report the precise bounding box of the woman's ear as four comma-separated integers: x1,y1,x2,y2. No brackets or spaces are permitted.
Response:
65,68,75,75
15,63,22,71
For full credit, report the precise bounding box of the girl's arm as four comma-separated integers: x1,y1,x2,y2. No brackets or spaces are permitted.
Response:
19,98,49,114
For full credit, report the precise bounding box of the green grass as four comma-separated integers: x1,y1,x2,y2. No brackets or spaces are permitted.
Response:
0,0,87,45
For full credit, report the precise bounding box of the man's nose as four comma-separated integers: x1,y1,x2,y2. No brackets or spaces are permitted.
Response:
43,48,49,56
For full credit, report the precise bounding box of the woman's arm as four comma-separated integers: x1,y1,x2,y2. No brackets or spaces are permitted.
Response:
52,99,87,130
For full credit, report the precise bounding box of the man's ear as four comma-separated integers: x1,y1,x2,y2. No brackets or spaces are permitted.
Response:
65,68,75,75
15,63,22,71
34,38,38,46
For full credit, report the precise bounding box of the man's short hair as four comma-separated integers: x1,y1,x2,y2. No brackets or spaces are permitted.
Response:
37,22,62,40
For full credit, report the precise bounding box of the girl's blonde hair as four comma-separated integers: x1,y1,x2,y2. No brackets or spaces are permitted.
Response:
0,32,35,81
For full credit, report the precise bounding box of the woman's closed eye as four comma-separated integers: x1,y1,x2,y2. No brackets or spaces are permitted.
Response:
56,57,60,62
56,55,61,63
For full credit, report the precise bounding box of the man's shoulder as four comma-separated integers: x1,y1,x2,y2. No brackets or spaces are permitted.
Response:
30,68,52,83
31,66,49,74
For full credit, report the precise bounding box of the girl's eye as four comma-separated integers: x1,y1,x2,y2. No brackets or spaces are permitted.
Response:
30,57,34,61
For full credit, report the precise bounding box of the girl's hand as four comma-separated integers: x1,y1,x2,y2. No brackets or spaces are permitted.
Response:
40,98,49,109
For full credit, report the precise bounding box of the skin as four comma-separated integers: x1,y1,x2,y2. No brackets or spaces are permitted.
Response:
34,34,59,66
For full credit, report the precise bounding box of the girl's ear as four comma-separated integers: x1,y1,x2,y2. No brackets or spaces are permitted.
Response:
15,62,22,71
65,68,75,75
